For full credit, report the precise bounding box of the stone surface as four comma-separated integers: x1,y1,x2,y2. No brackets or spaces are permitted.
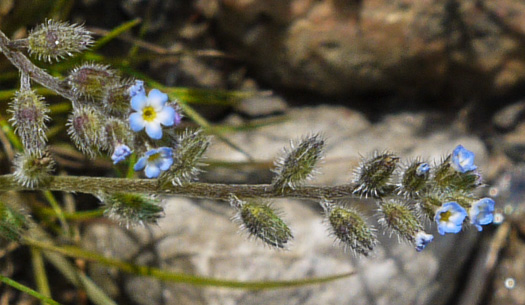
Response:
215,0,525,98
83,105,489,305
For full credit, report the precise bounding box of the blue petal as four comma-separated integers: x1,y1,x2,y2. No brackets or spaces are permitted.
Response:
145,164,161,178
145,122,163,139
129,80,145,98
158,147,173,157
134,156,148,171
157,106,176,127
148,89,168,110
452,145,477,173
129,113,146,132
145,148,159,157
131,93,147,111
111,144,132,164
159,156,174,171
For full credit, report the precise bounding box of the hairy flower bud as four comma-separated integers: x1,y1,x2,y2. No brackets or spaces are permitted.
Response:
98,193,164,228
102,78,134,116
104,117,134,153
417,191,444,222
8,89,50,156
0,201,30,241
230,196,293,249
397,160,430,198
272,134,325,192
68,63,118,101
378,199,423,243
433,156,482,192
27,19,93,62
13,151,55,187
161,129,210,186
321,200,377,256
354,152,399,197
67,105,107,158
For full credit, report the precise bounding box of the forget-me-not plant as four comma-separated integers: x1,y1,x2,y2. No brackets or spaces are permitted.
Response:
0,20,497,262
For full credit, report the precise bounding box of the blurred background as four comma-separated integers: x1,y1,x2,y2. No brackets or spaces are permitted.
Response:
1,1,524,304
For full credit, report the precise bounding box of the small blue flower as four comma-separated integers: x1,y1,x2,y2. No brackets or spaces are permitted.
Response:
134,147,173,178
415,231,434,252
129,84,178,140
416,163,430,176
435,201,467,235
451,145,477,173
128,80,145,98
469,198,495,231
111,144,132,164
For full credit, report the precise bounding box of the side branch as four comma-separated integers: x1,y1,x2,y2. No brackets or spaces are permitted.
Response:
0,175,359,201
0,30,75,101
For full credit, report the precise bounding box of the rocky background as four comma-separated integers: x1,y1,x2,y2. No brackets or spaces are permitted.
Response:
1,0,525,304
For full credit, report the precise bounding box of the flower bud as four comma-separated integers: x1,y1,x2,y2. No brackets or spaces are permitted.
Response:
161,129,210,186
67,105,107,158
104,117,134,153
417,191,444,222
102,78,134,116
433,156,482,192
321,200,377,256
354,152,399,197
272,134,325,192
378,199,423,243
27,19,93,62
8,89,50,156
0,201,30,241
98,193,164,228
13,151,55,187
397,160,430,198
68,63,118,101
230,196,293,249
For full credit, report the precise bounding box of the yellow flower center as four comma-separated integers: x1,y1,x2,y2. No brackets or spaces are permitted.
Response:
142,106,156,122
440,211,451,222
148,153,161,162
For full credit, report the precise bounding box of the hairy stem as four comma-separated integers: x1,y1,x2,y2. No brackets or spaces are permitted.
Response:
0,30,75,101
0,174,377,201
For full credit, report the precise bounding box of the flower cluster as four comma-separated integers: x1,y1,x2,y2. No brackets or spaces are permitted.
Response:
333,145,496,254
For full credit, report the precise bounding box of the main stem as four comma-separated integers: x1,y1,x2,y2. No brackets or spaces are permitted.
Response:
0,174,361,201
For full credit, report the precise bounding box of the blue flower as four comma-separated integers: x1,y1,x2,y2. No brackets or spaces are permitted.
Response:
451,145,477,173
434,201,467,235
416,163,430,176
415,231,434,252
129,85,178,140
111,144,132,164
134,147,173,178
469,198,495,231
128,80,145,98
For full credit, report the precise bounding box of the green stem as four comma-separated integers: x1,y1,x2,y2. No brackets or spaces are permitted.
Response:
24,237,355,289
0,174,375,201
0,274,61,305
43,191,70,235
31,247,52,305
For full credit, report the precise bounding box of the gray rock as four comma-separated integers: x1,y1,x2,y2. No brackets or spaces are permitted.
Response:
84,105,489,305
493,101,525,130
215,0,525,98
